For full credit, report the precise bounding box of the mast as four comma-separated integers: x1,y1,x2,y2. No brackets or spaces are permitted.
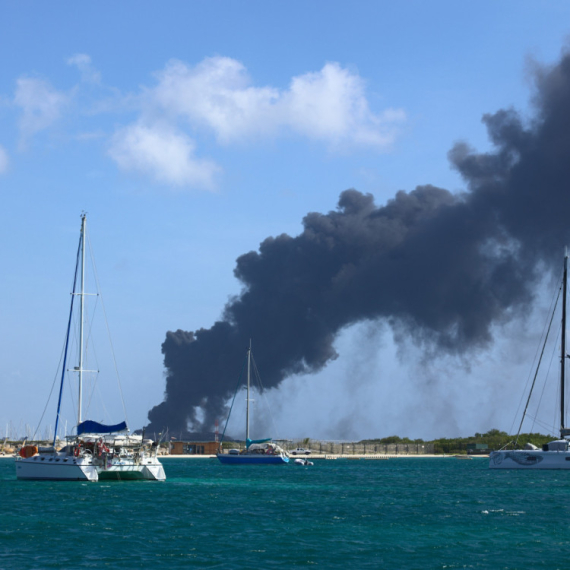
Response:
246,340,251,443
78,214,86,426
562,250,568,437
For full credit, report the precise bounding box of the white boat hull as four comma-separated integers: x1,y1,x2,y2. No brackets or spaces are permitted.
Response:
489,450,570,469
15,456,98,481
96,457,166,480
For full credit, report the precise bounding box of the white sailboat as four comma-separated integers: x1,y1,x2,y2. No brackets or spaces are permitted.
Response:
217,342,289,465
16,214,165,481
490,251,570,470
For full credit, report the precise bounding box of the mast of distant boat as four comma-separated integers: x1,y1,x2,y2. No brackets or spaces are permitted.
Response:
246,339,251,444
562,249,568,439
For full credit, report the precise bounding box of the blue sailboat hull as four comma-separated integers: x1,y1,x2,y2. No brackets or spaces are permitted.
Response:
217,454,289,465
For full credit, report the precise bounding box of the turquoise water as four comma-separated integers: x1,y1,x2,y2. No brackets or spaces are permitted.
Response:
2,456,570,569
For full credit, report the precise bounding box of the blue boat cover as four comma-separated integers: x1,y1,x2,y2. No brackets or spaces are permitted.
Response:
246,437,272,448
77,420,128,435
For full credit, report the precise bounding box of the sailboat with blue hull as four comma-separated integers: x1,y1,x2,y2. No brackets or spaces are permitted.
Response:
217,343,289,465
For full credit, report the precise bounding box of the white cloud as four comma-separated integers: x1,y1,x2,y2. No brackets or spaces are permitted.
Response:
0,145,8,173
148,57,405,149
109,122,220,190
284,63,406,149
67,53,101,84
10,56,405,188
152,57,280,143
14,77,67,148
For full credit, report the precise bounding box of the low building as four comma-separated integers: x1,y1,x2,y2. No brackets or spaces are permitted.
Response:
170,441,219,455
467,443,489,455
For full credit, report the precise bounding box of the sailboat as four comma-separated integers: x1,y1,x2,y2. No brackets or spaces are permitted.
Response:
16,214,166,481
217,342,289,465
490,251,570,469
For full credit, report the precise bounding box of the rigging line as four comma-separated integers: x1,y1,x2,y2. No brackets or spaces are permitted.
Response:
87,229,129,426
250,354,280,439
32,325,70,441
52,229,83,446
531,322,560,434
219,356,248,446
526,412,557,434
84,298,101,414
66,313,80,424
91,381,110,424
525,412,546,427
509,274,563,435
515,283,562,446
83,301,109,421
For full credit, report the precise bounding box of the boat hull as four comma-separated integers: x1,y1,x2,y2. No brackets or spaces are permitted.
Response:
489,450,570,469
15,457,98,481
96,458,166,481
217,454,289,465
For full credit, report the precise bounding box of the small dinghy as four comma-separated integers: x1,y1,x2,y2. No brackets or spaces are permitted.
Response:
294,458,313,466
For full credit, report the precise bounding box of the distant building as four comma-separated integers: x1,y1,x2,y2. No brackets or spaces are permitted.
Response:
467,443,489,455
170,441,219,455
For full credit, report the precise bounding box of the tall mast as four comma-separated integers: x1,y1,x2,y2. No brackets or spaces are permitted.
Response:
562,249,568,438
246,340,251,443
78,214,86,426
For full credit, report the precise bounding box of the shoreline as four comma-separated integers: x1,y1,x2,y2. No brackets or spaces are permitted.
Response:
1,453,490,460
162,453,490,459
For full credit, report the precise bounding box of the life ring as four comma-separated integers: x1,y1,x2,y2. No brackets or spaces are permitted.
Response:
74,446,80,457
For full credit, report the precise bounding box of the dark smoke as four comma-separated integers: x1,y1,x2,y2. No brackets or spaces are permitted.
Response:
147,52,570,437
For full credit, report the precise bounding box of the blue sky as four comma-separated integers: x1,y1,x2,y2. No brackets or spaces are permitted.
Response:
2,1,570,441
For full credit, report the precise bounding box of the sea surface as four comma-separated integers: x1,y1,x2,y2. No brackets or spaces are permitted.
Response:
2,456,570,569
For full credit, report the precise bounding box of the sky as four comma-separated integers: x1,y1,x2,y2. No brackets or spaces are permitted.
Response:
2,1,570,442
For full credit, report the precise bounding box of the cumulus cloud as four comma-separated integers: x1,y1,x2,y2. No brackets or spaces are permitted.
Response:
0,145,8,173
14,77,67,148
67,53,101,84
109,122,220,189
284,63,406,148
10,55,404,188
149,57,405,149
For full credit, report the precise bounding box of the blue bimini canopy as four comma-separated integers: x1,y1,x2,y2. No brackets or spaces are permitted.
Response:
246,437,272,448
77,420,128,435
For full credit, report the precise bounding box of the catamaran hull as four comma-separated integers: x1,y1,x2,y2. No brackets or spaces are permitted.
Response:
217,454,289,465
15,458,98,481
489,450,570,469
96,460,166,481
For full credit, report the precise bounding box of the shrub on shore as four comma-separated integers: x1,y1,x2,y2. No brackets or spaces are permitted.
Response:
360,429,554,454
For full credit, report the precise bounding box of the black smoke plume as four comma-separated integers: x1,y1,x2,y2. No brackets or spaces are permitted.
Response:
147,52,570,437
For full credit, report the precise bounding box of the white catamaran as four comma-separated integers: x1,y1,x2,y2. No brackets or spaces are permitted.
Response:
490,251,570,470
16,214,166,481
217,342,289,465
